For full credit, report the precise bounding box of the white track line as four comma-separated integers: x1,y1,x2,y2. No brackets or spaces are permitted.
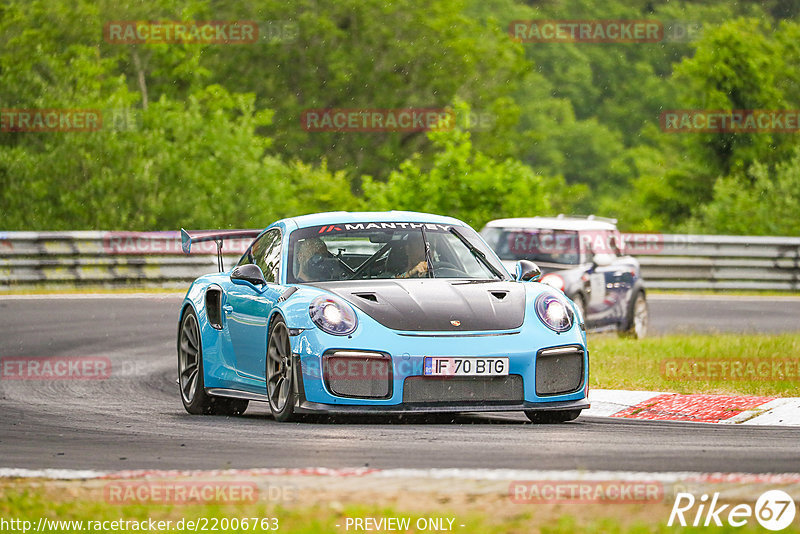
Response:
648,294,800,302
0,468,106,479
2,467,800,483
0,293,185,300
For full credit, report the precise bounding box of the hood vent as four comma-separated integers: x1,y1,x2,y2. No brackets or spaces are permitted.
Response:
354,292,379,303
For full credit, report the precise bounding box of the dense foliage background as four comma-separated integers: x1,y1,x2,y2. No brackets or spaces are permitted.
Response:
2,0,799,234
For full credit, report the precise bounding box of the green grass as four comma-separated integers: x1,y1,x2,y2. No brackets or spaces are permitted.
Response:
590,333,800,396
2,483,797,534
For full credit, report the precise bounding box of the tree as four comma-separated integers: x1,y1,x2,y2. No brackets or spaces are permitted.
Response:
362,109,571,230
684,149,800,236
201,0,529,186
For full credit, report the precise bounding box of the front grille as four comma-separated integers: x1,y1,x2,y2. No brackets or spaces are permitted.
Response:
535,346,584,396
403,375,524,404
323,351,392,399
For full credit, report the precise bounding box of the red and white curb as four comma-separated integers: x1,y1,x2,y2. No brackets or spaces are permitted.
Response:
587,389,800,426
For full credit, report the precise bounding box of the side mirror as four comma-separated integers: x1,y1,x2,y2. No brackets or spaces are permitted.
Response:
231,264,267,286
515,260,541,282
592,253,614,267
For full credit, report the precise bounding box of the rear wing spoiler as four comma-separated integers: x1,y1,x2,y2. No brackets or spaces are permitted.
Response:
180,228,262,272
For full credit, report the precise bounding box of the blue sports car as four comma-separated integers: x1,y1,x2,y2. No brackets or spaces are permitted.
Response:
177,211,589,423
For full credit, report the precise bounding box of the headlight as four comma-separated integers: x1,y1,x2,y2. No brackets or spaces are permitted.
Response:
309,296,358,335
539,273,565,292
535,293,574,333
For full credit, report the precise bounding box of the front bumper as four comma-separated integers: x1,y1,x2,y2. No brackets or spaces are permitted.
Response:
291,315,589,411
295,397,589,415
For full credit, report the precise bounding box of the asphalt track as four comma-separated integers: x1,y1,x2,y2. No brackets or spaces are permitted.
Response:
0,294,798,474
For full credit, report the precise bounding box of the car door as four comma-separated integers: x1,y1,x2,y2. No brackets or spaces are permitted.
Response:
225,228,283,381
584,230,625,327
604,230,633,324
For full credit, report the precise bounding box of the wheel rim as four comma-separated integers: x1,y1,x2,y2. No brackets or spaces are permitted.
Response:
178,313,201,404
633,296,648,338
266,322,292,413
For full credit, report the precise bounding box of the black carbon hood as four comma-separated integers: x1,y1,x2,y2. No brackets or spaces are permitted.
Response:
310,280,525,332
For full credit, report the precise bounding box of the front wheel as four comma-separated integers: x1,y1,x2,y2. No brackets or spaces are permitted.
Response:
266,317,296,422
620,291,648,339
178,308,248,415
525,409,582,424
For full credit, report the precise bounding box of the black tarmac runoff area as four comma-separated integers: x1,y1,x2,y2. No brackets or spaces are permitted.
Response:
0,294,799,474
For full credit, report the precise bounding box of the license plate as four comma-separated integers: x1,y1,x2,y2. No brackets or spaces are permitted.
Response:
423,357,509,377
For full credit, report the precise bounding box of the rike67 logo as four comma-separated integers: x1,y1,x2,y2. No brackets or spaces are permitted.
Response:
669,490,797,531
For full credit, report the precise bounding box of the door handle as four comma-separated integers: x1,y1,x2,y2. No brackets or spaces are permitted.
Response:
222,305,233,314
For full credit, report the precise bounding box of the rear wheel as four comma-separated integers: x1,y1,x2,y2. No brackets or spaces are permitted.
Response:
178,308,248,415
266,317,296,422
525,409,582,424
620,291,648,339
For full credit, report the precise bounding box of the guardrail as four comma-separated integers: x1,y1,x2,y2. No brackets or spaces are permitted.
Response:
634,234,800,291
1,231,799,291
0,231,247,290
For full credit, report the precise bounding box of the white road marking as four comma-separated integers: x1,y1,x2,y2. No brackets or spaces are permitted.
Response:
2,466,800,482
0,293,184,300
648,294,800,302
0,468,106,479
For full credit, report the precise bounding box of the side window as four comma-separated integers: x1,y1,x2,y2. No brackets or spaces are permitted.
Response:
236,245,255,267
251,229,282,283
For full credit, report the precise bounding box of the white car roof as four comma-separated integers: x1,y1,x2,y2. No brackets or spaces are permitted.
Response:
483,216,618,232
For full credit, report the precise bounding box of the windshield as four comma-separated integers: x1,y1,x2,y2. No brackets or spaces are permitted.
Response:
287,223,506,283
483,228,582,265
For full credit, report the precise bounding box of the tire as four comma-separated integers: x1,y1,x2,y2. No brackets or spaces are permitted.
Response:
266,316,296,422
620,291,648,339
178,307,248,416
525,409,582,424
